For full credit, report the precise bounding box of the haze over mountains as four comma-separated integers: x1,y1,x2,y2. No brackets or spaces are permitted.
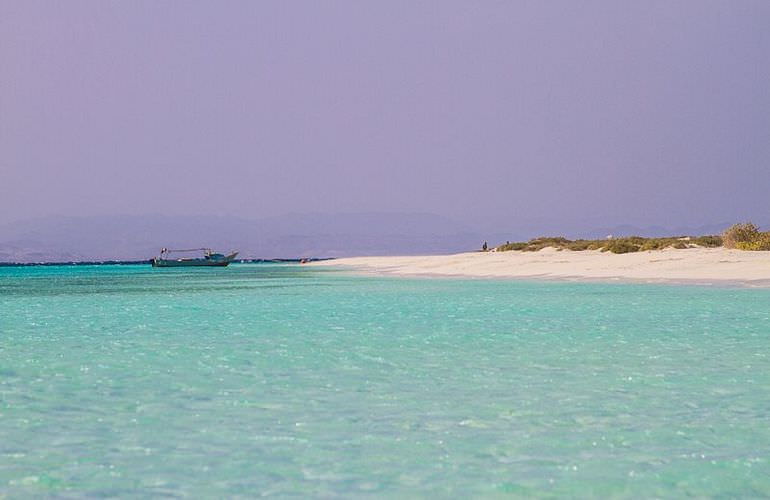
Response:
0,213,476,262
0,213,744,263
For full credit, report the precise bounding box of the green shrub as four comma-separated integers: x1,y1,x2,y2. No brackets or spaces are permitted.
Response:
496,242,527,251
604,240,640,254
723,223,759,249
757,232,770,250
640,239,667,251
735,232,770,251
516,237,566,251
566,240,593,251
691,235,722,247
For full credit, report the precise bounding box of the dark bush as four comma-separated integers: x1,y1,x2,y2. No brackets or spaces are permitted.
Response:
495,242,527,251
735,232,770,251
604,240,640,254
723,223,759,249
691,235,722,247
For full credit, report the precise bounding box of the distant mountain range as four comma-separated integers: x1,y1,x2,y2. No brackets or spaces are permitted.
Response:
0,213,751,263
0,213,480,262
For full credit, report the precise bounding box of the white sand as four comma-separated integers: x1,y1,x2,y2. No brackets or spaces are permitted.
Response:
310,247,770,286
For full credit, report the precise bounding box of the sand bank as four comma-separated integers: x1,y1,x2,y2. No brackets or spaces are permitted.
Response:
310,247,770,286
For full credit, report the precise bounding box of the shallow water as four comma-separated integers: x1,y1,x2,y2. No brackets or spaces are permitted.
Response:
1,264,769,497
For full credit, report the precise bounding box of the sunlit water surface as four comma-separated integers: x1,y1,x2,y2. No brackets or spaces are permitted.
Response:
1,264,769,497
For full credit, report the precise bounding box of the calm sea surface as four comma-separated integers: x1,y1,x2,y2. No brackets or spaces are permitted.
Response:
1,264,769,497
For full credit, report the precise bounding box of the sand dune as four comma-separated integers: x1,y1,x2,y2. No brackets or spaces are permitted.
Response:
310,247,770,286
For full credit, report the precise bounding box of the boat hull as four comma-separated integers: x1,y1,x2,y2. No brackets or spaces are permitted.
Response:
152,259,230,267
151,252,238,267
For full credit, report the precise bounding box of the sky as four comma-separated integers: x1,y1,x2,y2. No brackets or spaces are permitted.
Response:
2,1,769,231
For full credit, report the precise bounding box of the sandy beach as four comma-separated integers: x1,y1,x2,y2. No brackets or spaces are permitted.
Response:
311,247,770,286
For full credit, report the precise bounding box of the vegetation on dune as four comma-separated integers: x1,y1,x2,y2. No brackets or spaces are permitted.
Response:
722,222,770,250
493,222,770,254
495,235,723,254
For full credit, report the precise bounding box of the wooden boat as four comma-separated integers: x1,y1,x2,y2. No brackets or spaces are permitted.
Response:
151,248,239,267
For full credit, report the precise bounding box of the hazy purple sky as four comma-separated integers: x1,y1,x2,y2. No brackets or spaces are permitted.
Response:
2,1,769,229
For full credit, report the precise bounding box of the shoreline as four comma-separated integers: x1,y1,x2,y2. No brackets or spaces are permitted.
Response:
309,247,770,287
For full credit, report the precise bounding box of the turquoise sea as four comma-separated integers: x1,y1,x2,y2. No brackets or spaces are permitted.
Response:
1,263,769,498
